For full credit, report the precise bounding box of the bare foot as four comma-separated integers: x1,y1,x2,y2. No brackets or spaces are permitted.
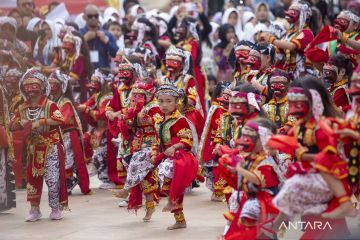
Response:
322,201,358,219
143,208,155,222
167,221,187,230
111,189,129,199
211,193,224,202
162,202,174,212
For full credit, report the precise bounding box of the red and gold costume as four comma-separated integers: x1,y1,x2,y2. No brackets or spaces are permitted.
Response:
106,60,134,187
175,18,206,114
81,70,113,186
10,69,68,213
329,10,360,65
4,69,25,188
120,81,163,212
198,85,231,199
0,85,16,212
219,121,282,240
153,84,198,226
161,46,203,116
49,70,90,195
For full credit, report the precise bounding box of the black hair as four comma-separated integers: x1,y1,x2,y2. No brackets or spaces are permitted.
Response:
137,17,160,52
256,42,275,63
105,21,122,31
212,80,231,99
329,54,353,79
66,22,79,31
124,0,140,13
254,117,277,134
216,23,235,49
290,75,340,118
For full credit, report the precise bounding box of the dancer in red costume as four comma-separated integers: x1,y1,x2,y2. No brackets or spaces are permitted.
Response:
198,81,231,201
154,84,198,230
3,68,25,189
105,55,137,190
9,68,68,221
174,17,206,114
161,45,204,116
322,55,352,111
219,118,283,240
271,76,356,239
77,69,114,189
112,75,162,221
48,70,91,195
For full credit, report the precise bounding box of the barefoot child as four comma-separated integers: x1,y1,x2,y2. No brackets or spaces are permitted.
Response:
153,84,198,230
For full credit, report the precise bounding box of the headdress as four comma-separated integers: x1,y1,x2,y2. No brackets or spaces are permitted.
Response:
48,70,70,94
289,1,312,31
156,84,181,98
19,68,50,100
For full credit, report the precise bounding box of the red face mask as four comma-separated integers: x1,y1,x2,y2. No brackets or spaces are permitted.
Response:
334,17,349,32
288,100,310,119
166,59,182,73
24,83,42,97
229,102,249,120
244,55,260,70
117,69,133,84
235,134,256,153
285,9,300,24
270,82,287,98
50,82,61,96
235,50,250,64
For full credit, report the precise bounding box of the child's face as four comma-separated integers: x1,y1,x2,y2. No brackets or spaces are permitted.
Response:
157,94,177,116
109,24,122,39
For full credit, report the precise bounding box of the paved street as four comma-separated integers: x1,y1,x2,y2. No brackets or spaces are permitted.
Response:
0,177,226,240
1,176,359,240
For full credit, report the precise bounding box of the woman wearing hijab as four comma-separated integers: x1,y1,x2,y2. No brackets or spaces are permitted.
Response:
214,23,237,82
33,19,61,66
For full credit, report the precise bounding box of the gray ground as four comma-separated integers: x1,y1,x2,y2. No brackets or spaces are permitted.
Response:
1,177,359,240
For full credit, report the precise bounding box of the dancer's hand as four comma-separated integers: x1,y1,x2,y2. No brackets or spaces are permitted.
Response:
31,120,40,129
335,128,359,139
164,146,176,157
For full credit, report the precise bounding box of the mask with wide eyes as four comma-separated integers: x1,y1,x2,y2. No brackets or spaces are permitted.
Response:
288,100,310,119
235,134,256,153
166,59,182,73
270,82,287,96
285,9,300,24
229,102,249,119
235,50,250,63
243,55,260,70
24,83,42,96
117,69,133,83
175,27,187,41
334,17,350,32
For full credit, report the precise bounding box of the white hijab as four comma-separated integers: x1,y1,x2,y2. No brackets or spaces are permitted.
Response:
33,20,61,65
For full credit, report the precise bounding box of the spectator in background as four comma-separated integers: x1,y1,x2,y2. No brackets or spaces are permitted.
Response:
15,0,36,47
214,23,237,82
106,21,124,51
33,20,61,66
80,4,118,69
